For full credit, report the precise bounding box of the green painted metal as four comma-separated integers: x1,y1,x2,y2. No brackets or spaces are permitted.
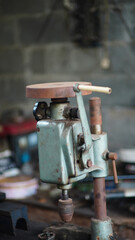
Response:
37,88,109,185
37,120,71,185
37,87,109,187
74,86,93,169
37,119,100,185
73,85,108,176
50,102,69,120
91,217,113,240
35,88,114,240
90,133,109,178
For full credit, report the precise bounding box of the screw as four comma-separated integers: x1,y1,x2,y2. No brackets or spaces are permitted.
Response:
87,159,92,168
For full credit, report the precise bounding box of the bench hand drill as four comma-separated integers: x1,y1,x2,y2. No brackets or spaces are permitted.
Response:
26,82,118,240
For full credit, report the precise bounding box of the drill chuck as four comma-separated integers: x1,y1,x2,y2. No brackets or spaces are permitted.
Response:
58,198,74,223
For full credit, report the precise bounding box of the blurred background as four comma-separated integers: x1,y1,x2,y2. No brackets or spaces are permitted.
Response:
0,0,135,151
0,0,135,150
0,1,135,239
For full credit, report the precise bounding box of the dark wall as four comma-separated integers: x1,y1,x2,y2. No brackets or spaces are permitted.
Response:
0,0,135,150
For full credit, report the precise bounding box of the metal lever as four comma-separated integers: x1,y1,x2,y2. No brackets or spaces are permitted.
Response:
77,84,112,95
104,151,118,184
73,84,93,168
107,152,118,184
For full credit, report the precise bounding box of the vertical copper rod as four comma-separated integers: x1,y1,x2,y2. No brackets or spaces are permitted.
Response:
89,97,107,220
89,97,102,134
93,178,107,220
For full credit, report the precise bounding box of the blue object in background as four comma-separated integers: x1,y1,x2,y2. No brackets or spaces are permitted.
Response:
21,152,30,164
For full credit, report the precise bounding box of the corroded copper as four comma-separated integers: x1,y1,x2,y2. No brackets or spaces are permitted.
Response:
89,97,102,127
93,178,107,221
58,198,74,223
107,152,118,184
107,152,117,161
26,82,92,99
89,97,107,221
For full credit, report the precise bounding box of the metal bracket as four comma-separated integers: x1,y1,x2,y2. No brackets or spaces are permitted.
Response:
73,84,93,168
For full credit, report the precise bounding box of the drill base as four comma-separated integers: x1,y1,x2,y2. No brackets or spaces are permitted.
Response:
91,216,113,240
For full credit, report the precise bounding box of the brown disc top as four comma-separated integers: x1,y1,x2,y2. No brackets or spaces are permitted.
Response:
26,82,92,99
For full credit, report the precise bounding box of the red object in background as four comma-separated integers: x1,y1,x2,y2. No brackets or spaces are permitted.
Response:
0,119,37,137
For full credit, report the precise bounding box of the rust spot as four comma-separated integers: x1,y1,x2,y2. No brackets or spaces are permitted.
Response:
56,169,59,173
96,237,100,240
89,97,102,125
95,193,101,199
58,178,62,183
87,159,92,168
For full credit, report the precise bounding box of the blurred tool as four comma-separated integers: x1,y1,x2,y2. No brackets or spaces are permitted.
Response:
0,192,28,235
119,148,135,174
0,150,19,180
0,111,38,169
0,175,38,199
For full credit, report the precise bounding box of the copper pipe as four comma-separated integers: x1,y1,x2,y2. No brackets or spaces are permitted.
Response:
89,97,102,134
89,97,107,220
93,178,107,220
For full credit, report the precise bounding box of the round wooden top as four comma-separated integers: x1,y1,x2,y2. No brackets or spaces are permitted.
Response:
26,82,92,99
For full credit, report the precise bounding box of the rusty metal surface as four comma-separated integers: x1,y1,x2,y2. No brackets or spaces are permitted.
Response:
108,152,118,184
45,223,91,240
89,97,108,220
107,152,117,161
58,198,74,223
93,177,107,221
26,82,92,99
89,97,102,134
38,230,55,240
106,152,118,184
112,160,118,184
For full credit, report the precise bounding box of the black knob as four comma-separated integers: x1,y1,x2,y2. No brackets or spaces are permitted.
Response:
70,108,79,119
33,102,47,121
